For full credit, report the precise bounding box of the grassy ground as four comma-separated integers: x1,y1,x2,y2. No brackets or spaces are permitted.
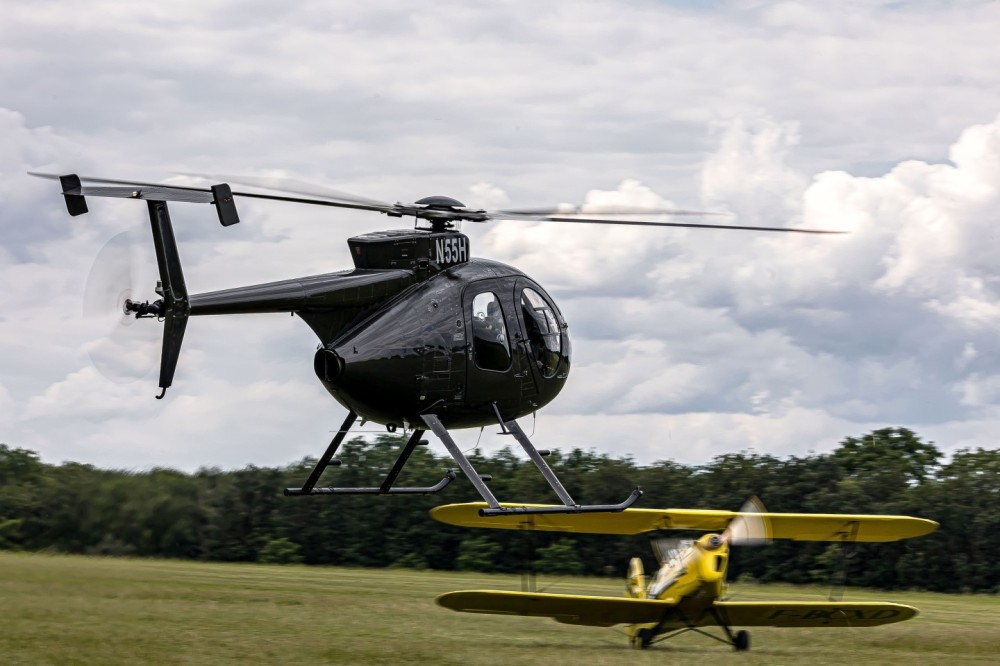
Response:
0,552,996,665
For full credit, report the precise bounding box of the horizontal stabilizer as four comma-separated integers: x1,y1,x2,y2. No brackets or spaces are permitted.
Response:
430,503,938,541
29,172,240,226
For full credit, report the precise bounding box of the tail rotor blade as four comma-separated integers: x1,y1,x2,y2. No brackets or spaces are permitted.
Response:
81,230,159,383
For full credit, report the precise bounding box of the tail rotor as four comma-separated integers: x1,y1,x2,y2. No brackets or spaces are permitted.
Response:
81,229,160,383
78,198,192,399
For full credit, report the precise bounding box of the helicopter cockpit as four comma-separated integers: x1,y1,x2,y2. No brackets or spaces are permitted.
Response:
520,287,565,378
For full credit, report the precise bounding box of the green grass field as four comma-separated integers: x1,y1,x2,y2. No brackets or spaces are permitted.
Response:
1,552,996,665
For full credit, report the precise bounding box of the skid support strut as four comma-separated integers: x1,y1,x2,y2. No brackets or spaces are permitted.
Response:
421,414,501,509
285,411,641,514
284,410,457,496
421,413,642,517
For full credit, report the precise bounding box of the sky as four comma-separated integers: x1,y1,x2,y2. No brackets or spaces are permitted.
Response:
3,1,1000,473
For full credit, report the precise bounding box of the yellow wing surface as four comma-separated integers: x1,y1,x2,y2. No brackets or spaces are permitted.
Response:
713,601,918,627
436,590,671,626
436,590,918,628
430,503,938,541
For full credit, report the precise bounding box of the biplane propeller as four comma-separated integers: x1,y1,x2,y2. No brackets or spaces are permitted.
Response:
432,499,938,651
31,170,844,515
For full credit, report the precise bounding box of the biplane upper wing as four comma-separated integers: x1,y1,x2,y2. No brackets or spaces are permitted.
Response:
436,590,674,626
712,601,918,627
430,503,938,541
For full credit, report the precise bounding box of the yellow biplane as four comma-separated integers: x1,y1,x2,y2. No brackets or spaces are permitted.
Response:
432,500,937,651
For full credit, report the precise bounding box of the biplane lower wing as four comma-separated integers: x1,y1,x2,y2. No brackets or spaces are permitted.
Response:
430,503,938,541
436,590,672,626
436,591,917,629
713,601,918,627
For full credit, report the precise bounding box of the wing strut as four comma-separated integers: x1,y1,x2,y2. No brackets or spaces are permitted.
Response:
828,520,860,601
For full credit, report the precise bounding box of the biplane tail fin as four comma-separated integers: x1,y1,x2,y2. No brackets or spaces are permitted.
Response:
626,557,646,599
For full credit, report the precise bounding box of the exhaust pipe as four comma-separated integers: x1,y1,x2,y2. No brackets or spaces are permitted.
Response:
314,348,345,383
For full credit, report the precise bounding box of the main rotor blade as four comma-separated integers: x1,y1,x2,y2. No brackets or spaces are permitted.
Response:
30,172,396,215
497,205,730,217
494,215,847,234
31,172,847,233
179,172,395,210
30,171,212,194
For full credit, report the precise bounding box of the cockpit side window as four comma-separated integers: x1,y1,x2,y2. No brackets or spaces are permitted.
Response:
471,292,511,372
521,287,561,378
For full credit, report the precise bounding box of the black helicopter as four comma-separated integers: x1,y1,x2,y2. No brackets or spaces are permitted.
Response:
32,171,842,516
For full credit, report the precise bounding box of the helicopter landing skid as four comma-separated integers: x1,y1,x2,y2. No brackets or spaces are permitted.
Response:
284,410,460,497
285,411,641,513
421,414,642,517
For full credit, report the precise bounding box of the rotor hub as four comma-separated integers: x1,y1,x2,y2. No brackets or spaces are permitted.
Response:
414,195,466,209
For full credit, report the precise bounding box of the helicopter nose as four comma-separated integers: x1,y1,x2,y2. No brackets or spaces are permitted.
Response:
314,348,345,382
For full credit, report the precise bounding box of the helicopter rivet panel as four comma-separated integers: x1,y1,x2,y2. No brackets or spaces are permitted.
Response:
348,230,470,273
315,269,471,427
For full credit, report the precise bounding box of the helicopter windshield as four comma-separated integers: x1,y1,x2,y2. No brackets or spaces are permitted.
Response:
471,292,511,372
521,287,561,378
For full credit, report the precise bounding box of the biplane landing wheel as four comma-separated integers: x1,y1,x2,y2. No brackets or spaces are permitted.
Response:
734,629,750,651
631,628,652,650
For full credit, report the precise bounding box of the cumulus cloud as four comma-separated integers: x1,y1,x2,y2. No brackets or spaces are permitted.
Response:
3,2,1000,470
701,115,808,225
521,112,1000,462
482,179,685,295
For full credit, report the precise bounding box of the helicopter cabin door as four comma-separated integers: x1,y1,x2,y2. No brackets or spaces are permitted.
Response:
463,279,538,415
513,278,568,392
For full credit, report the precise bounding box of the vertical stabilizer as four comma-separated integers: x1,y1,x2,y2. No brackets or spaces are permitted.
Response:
626,557,647,599
146,200,189,398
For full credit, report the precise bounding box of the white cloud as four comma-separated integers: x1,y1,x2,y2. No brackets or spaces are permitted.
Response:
2,2,1000,473
701,115,808,225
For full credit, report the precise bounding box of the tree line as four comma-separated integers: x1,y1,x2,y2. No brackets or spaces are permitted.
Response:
0,427,997,593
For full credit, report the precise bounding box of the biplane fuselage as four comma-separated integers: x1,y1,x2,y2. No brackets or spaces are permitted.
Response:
637,534,727,600
625,534,734,642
